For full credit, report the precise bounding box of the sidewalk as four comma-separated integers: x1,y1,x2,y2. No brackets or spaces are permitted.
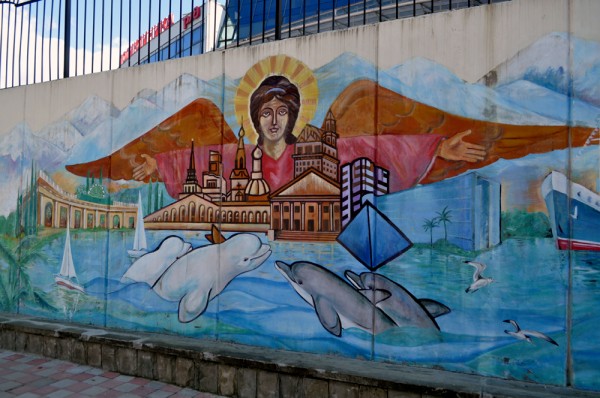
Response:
0,350,224,398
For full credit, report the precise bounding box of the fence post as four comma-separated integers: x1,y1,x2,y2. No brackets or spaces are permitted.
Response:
275,0,281,40
64,0,70,78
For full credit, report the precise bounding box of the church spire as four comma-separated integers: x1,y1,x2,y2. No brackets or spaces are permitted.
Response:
181,139,201,197
188,139,196,170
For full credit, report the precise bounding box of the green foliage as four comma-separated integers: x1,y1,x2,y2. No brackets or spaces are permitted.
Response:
0,213,18,236
422,218,440,246
435,206,452,241
501,210,552,239
0,236,56,313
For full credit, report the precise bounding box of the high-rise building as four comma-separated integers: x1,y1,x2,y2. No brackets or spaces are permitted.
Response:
340,158,389,227
119,0,224,68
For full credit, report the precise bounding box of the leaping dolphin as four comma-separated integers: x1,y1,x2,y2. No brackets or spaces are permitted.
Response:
344,271,450,330
275,261,397,337
503,319,559,346
464,261,494,293
122,229,271,323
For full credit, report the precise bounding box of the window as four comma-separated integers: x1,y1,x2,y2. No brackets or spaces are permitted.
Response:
309,206,314,213
294,205,300,213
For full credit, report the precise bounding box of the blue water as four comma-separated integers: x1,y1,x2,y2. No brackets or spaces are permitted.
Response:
23,230,600,390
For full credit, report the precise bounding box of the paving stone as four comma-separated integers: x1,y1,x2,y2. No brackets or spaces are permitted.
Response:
303,378,328,398
256,370,278,398
236,367,257,398
218,364,237,397
116,347,138,375
156,353,175,384
280,374,303,398
86,343,102,368
330,381,359,398
176,357,196,387
197,362,218,394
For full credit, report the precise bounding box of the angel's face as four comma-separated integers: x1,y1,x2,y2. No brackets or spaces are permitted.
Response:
259,97,289,145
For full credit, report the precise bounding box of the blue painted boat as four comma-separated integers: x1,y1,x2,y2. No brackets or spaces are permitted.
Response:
542,171,600,251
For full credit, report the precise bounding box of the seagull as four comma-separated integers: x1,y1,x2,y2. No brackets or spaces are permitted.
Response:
464,261,493,293
503,320,559,346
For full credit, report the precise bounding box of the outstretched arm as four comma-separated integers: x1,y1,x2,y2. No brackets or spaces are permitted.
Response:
437,130,486,163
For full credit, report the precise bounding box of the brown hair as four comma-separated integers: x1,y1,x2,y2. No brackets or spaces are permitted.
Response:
250,76,300,145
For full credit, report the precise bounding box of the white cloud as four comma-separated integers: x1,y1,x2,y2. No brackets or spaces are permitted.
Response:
1,4,122,89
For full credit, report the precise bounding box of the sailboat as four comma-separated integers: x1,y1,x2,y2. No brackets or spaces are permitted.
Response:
128,192,148,258
55,224,85,293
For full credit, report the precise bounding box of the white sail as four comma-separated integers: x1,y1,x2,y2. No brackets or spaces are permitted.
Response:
128,192,148,258
132,192,147,251
56,223,85,293
59,225,77,279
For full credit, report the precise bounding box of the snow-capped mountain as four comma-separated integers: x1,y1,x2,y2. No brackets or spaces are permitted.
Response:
483,32,600,108
35,120,84,153
381,57,564,126
65,95,120,136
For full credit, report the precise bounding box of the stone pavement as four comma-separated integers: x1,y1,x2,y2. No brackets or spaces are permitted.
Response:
0,349,224,398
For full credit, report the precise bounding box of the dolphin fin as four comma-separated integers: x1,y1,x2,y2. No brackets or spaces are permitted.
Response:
358,289,391,305
177,288,212,323
419,299,451,318
314,296,342,337
205,224,226,244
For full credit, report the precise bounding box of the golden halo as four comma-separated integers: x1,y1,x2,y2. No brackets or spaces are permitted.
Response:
234,55,318,144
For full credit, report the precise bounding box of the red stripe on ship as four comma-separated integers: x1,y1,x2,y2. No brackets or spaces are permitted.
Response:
557,238,600,251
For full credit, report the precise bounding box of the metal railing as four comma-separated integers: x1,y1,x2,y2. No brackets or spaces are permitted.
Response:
0,0,509,89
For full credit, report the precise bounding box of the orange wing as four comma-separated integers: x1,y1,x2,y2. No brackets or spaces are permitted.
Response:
65,98,237,182
327,79,593,183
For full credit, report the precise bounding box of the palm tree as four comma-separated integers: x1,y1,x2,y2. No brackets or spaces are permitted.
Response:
0,238,54,312
435,206,453,241
422,218,439,246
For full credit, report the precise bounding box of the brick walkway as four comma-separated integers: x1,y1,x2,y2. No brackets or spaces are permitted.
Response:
0,350,224,398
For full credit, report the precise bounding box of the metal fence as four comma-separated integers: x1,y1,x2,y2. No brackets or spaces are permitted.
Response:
0,0,509,89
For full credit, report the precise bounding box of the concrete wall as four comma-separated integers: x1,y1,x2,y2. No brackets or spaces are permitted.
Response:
1,0,600,393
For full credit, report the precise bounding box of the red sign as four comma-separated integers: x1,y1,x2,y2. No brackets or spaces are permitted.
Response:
120,6,203,64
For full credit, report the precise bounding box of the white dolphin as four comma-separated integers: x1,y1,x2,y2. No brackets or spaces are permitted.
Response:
121,235,192,284
122,229,271,323
503,319,559,346
464,261,494,293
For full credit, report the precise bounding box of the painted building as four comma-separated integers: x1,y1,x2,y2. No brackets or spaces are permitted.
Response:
37,171,137,230
375,172,501,251
269,169,341,241
340,157,389,227
144,132,271,231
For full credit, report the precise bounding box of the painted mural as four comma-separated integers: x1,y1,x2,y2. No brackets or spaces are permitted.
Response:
1,31,600,391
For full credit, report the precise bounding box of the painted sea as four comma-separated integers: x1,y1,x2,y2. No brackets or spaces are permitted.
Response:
21,229,600,391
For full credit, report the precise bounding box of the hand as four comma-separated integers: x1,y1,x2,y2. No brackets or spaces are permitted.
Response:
132,154,158,181
438,130,486,163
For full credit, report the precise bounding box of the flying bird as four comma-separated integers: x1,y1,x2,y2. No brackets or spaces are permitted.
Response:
503,319,559,346
464,261,494,293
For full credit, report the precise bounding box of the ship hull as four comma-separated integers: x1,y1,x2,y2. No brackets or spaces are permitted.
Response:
55,275,85,293
542,171,600,251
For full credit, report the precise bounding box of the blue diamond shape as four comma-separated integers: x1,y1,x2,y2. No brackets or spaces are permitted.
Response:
337,201,412,270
